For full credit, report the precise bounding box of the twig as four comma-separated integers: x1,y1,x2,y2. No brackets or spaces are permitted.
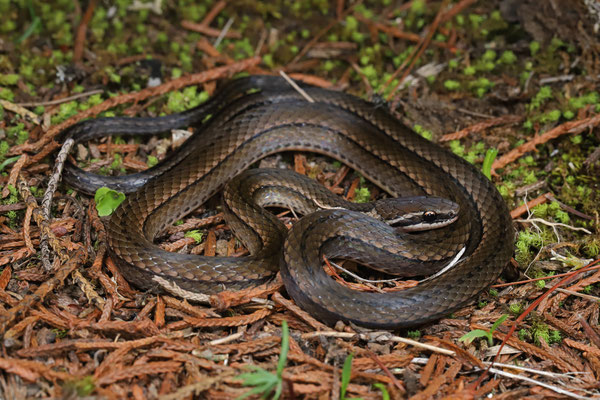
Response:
492,264,600,288
157,370,237,400
384,0,449,100
0,100,41,125
473,258,600,388
39,138,74,271
0,243,86,334
493,113,600,172
209,332,244,346
485,367,590,400
181,20,241,39
16,176,68,264
510,192,552,219
22,57,260,157
128,0,162,14
272,292,329,331
202,0,226,26
288,0,362,66
279,71,315,103
16,89,104,107
515,218,592,234
482,361,589,381
301,331,455,356
554,287,600,303
544,193,594,220
3,155,28,198
440,115,523,142
73,0,97,64
213,18,234,49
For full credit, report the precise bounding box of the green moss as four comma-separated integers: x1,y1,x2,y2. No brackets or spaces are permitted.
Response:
0,87,14,101
463,65,476,75
583,239,600,257
509,303,524,315
518,329,530,341
529,41,540,56
413,125,433,141
568,92,599,110
449,140,465,157
482,50,496,62
63,376,95,397
166,86,209,113
444,79,460,91
354,187,370,203
407,330,421,339
262,54,274,68
499,50,517,65
0,74,19,85
410,0,426,15
532,203,549,218
515,229,544,265
528,86,553,111
345,15,358,31
184,230,203,243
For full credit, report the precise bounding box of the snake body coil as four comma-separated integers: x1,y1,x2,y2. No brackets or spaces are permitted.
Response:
63,75,514,329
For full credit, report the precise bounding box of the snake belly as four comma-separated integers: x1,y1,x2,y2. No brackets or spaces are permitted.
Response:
63,75,514,329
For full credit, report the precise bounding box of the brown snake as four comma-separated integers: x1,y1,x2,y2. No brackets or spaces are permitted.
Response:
62,75,514,329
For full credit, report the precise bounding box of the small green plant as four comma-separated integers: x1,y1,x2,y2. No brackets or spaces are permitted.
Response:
0,155,21,172
63,376,95,397
236,321,289,400
459,314,508,346
407,330,421,339
340,353,363,400
482,148,498,180
372,383,390,400
94,187,126,217
184,230,203,244
444,79,460,91
509,303,523,315
353,187,370,203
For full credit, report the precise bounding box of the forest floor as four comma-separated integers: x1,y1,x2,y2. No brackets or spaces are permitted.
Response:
0,0,599,398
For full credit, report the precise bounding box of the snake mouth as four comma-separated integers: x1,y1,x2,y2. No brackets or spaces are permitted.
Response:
389,211,459,232
403,213,460,231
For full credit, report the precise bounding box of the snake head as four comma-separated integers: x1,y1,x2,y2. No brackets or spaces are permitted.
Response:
373,196,459,231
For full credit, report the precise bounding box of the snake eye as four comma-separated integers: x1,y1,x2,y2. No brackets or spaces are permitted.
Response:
423,211,437,223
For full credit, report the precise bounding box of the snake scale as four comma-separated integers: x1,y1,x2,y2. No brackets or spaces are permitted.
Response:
62,75,514,329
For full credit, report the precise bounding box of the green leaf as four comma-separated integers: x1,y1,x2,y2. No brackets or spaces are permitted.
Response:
0,155,20,172
373,383,390,400
490,314,509,333
236,382,276,400
482,148,498,180
94,187,126,217
459,329,490,345
276,320,289,378
235,321,289,400
340,353,354,399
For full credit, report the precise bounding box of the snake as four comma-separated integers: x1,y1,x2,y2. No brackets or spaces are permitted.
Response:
61,75,514,329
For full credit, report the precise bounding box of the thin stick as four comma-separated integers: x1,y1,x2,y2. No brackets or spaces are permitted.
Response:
514,218,592,234
16,89,104,107
288,0,362,66
485,367,590,400
213,17,234,49
39,138,74,271
279,71,315,103
301,331,455,356
23,57,260,155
